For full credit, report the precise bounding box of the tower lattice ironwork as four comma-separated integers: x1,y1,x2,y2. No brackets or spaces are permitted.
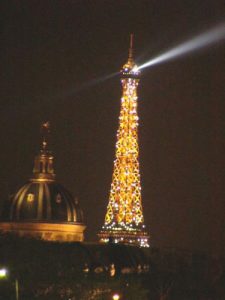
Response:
99,35,149,247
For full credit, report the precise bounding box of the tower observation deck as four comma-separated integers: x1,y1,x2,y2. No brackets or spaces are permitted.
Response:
98,35,149,247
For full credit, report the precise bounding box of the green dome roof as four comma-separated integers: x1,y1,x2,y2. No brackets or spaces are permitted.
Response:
1,181,83,223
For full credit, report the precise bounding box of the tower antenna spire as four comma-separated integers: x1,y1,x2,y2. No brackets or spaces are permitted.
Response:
128,33,134,61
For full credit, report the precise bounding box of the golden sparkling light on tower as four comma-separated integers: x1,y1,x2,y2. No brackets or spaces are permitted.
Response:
99,35,149,247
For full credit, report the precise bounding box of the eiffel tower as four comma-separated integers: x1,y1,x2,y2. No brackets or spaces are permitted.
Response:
98,35,149,247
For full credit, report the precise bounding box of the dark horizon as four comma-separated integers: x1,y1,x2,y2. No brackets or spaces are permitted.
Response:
0,1,224,255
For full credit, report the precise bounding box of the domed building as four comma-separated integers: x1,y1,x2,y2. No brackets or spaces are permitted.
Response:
0,122,86,242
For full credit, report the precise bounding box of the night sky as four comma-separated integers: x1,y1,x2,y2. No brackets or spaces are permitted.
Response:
0,1,224,255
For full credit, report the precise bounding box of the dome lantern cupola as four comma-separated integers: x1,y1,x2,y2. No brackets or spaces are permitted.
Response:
32,122,55,182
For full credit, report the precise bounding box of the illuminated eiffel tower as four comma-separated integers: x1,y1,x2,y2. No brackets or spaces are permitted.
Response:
98,35,149,247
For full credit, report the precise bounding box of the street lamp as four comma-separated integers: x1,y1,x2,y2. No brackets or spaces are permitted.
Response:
0,268,19,300
15,279,19,300
0,268,8,279
112,293,120,300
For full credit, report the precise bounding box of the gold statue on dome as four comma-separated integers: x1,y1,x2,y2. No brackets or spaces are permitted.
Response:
40,121,50,151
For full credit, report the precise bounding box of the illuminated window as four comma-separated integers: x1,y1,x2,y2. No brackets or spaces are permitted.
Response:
27,193,34,202
56,194,62,204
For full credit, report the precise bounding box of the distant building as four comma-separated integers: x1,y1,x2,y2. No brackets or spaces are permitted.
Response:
0,122,86,242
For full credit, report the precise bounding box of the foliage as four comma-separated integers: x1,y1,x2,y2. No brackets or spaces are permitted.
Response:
0,234,224,299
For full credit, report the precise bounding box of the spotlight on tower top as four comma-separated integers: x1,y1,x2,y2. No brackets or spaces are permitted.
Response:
120,34,140,79
137,23,225,71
